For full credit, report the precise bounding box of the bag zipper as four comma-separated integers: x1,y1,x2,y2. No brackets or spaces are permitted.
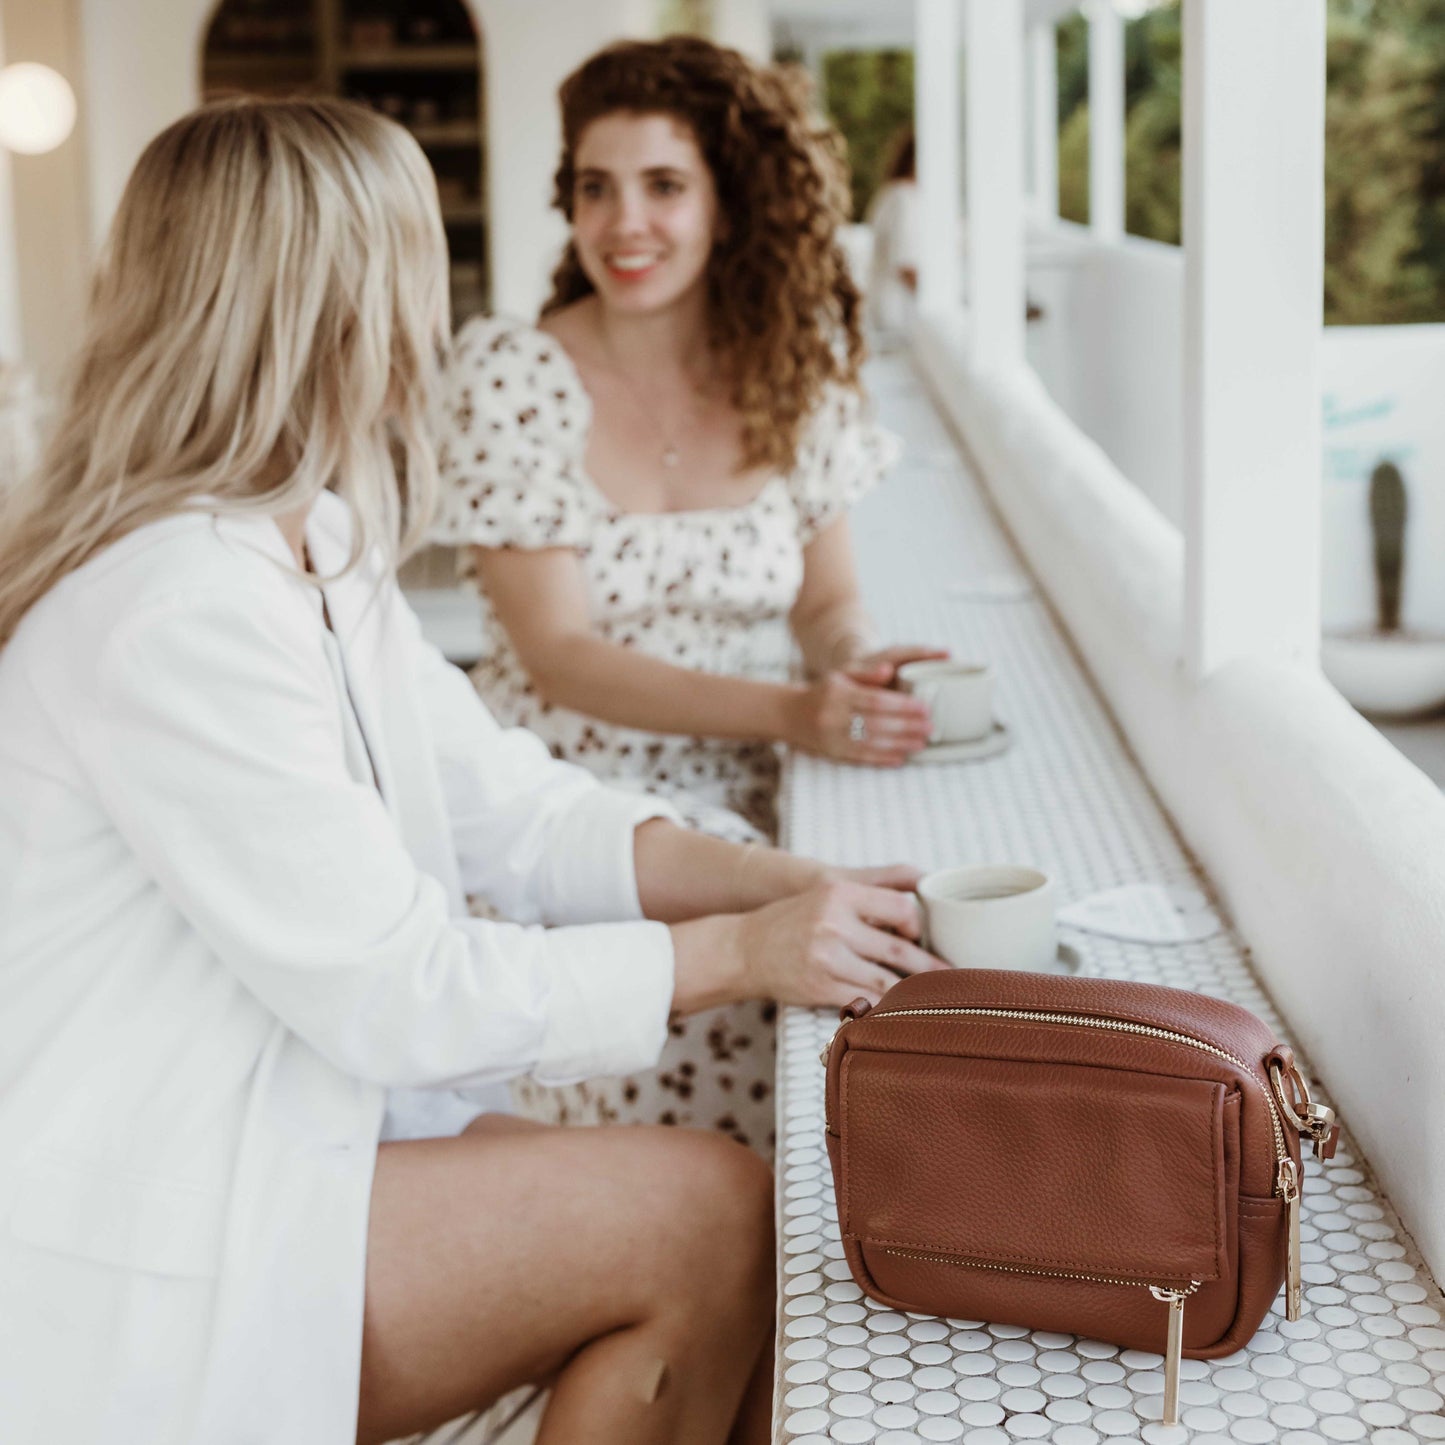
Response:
879,1246,1200,1424
858,1002,1291,1167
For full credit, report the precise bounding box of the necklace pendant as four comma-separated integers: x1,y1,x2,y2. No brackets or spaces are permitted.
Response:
662,445,681,468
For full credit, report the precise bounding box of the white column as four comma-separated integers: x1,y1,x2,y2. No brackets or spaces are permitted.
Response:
1086,0,1125,241
1182,0,1325,677
0,11,20,361
1028,21,1058,223
914,0,962,315
964,0,1025,369
475,0,651,318
711,0,771,61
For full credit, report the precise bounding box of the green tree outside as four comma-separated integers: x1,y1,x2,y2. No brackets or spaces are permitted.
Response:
1052,0,1445,323
822,50,915,220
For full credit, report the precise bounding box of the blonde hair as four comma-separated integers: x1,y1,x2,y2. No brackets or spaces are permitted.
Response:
0,97,449,645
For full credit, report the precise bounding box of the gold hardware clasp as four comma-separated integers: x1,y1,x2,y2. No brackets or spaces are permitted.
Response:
1270,1060,1339,1160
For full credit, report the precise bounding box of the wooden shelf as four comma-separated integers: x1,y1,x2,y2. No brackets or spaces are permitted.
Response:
205,52,316,84
340,46,477,72
408,122,482,148
202,1,488,312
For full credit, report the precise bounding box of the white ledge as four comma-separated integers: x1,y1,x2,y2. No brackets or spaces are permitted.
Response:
913,311,1445,1283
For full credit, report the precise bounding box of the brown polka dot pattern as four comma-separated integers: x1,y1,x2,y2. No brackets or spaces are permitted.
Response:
434,317,895,1154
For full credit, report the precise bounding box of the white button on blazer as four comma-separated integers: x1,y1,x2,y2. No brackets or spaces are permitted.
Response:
0,492,677,1444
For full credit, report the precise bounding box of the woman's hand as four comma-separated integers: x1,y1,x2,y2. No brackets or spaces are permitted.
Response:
782,669,934,766
825,862,925,893
850,644,951,686
736,878,945,1010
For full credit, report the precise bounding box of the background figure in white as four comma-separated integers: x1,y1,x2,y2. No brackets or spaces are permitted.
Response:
866,126,920,342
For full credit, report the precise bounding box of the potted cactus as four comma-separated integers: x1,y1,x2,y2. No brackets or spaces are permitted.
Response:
1369,460,1406,634
1322,456,1445,717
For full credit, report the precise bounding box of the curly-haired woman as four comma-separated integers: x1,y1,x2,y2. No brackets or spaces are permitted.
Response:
433,36,947,1154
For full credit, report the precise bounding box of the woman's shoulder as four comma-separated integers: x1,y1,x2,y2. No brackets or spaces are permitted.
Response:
434,317,598,548
799,380,871,453
5,509,305,703
444,314,590,446
451,315,583,398
785,381,900,543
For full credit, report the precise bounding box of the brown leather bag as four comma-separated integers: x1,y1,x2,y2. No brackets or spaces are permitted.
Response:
823,968,1338,1423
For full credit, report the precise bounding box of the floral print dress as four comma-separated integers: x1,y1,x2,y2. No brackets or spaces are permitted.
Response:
432,315,896,1154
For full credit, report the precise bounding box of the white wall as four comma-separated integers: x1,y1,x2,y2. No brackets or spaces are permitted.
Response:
477,0,653,319
916,312,1445,1285
1025,222,1186,526
77,0,211,253
0,12,19,362
712,0,772,59
4,0,91,393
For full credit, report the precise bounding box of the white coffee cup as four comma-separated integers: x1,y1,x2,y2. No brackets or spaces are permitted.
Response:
896,660,994,745
917,864,1057,972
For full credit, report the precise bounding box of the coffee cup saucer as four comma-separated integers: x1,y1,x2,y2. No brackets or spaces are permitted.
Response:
909,721,1011,765
935,942,1082,975
1046,941,1083,975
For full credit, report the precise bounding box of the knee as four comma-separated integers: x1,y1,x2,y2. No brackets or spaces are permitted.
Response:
665,1133,775,1303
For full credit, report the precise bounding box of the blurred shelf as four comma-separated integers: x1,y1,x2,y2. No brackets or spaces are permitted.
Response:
203,1,489,312
409,122,483,147
340,46,477,72
205,52,316,84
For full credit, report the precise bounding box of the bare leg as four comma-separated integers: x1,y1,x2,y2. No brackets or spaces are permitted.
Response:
356,1116,775,1445
729,1324,777,1445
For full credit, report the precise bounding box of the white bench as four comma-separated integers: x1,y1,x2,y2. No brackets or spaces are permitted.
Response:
772,354,1445,1445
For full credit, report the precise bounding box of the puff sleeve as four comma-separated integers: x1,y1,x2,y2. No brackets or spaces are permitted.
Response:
432,316,601,551
786,384,901,547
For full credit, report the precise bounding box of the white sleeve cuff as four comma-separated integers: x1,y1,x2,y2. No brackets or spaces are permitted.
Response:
537,788,681,927
532,919,676,1084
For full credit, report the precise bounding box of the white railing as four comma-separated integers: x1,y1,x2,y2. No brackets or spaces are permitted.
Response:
1028,223,1445,639
914,312,1445,1286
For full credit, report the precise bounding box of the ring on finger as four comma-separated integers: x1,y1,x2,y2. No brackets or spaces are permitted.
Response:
848,713,867,743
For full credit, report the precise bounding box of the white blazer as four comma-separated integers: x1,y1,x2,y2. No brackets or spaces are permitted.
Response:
0,494,677,1445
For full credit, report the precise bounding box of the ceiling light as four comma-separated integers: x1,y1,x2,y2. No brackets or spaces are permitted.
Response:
0,63,77,156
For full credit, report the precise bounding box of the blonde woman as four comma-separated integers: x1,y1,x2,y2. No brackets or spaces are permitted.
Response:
435,38,948,1156
0,100,943,1445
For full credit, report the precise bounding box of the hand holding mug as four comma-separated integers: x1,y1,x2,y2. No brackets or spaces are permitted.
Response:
849,644,951,686
738,877,946,1010
784,670,933,766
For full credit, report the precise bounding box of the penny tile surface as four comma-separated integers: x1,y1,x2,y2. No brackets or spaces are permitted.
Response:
772,356,1445,1443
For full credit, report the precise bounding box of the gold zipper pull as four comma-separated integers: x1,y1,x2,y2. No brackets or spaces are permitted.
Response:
1279,1157,1303,1320
1149,1286,1190,1425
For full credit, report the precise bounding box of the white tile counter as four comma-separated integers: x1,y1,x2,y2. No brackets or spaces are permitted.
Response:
772,357,1445,1445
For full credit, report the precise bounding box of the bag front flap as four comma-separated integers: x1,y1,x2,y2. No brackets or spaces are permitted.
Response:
839,1049,1233,1285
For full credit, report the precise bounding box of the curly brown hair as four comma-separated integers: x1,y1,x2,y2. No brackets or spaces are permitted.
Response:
541,35,864,476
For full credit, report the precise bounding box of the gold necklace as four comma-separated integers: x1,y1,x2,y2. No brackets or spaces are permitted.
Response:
599,329,707,470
